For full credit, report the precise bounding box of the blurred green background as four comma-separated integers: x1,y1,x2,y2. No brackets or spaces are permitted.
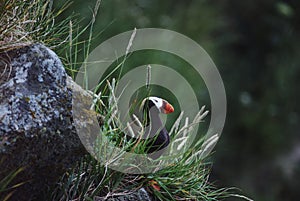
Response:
54,0,300,200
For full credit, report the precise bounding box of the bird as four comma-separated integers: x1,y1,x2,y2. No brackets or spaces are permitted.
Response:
137,96,174,156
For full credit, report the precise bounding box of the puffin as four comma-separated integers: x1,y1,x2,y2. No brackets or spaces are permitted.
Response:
138,96,174,154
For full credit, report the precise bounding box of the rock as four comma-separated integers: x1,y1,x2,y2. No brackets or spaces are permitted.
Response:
96,187,153,201
0,44,86,201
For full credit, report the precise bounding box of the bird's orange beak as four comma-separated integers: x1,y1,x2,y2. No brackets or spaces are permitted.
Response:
162,102,174,114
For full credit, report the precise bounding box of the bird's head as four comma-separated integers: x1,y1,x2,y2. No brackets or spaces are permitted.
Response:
141,96,174,114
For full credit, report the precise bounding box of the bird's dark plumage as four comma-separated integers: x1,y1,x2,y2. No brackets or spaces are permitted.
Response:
141,97,173,155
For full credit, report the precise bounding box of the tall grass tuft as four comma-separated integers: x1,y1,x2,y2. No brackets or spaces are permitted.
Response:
52,79,250,200
0,0,74,53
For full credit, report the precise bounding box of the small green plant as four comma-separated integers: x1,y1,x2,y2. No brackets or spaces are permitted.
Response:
0,166,25,201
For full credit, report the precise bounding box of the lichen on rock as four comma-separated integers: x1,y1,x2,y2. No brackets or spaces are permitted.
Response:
0,43,68,137
0,43,86,201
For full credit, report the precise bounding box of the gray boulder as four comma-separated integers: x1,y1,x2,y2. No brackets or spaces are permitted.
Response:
0,44,86,201
95,187,153,201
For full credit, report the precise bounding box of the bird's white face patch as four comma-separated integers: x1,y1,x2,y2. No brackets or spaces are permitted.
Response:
148,96,164,112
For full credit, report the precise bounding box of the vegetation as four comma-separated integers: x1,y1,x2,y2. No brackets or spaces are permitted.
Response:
1,0,248,200
52,0,300,200
51,77,243,200
0,0,73,53
0,165,24,201
3,0,298,200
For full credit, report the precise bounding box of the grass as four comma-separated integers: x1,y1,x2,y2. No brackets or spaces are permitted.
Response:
0,0,74,53
0,165,25,201
51,78,249,201
0,0,252,200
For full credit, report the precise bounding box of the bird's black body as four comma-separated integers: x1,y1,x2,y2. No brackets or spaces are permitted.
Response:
141,98,170,154
146,127,170,153
117,97,172,158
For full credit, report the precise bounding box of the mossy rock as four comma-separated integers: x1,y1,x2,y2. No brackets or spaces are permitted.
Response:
0,44,86,201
